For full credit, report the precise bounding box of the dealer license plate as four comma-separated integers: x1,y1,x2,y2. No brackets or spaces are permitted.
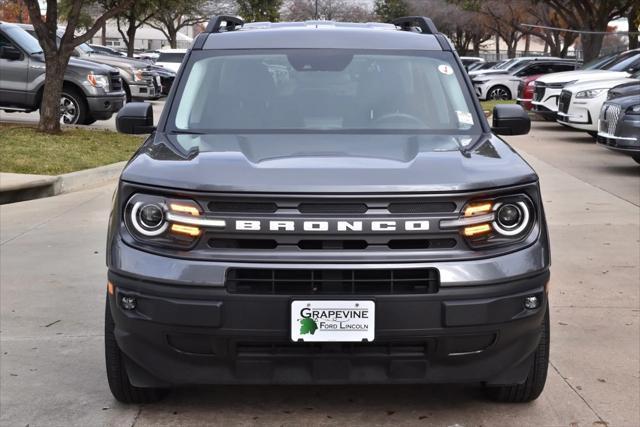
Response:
291,300,375,342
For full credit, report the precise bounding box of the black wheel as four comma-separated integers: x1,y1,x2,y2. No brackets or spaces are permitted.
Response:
485,304,549,403
59,88,88,125
587,131,598,140
487,85,512,101
105,297,168,403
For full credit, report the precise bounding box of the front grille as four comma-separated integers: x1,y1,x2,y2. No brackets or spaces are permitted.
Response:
226,268,440,295
209,237,456,251
558,90,571,114
599,103,622,135
534,83,545,101
236,341,432,357
109,71,122,92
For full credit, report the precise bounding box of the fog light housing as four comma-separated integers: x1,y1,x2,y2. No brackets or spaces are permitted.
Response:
121,295,137,310
524,295,540,310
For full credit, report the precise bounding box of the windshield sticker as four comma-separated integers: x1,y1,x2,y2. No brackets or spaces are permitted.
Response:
456,111,474,126
438,64,454,75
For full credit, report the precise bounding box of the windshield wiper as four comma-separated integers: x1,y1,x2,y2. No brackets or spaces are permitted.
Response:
169,129,206,135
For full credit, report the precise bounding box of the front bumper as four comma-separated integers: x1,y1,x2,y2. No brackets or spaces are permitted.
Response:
129,81,160,100
107,232,550,387
86,93,125,120
516,98,533,111
531,102,557,119
597,116,640,154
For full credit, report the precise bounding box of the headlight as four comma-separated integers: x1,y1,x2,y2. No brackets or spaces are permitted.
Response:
124,193,213,248
576,89,605,99
87,72,109,89
440,194,535,248
626,105,640,115
130,67,146,82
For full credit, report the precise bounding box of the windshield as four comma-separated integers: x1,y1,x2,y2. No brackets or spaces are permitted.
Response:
602,52,640,71
5,26,42,54
76,42,94,54
494,59,515,69
158,52,185,63
170,49,479,137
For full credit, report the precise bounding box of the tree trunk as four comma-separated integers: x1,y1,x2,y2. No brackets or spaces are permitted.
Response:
581,33,605,63
471,35,481,56
495,34,500,61
127,19,137,57
38,56,66,133
629,5,639,50
101,23,106,45
524,33,530,55
169,27,178,49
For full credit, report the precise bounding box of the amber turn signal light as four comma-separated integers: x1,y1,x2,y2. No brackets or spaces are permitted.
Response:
463,223,492,237
170,223,201,237
170,203,200,216
464,202,492,217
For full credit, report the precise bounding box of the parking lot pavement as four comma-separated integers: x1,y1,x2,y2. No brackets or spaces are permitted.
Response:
0,100,165,131
1,122,638,426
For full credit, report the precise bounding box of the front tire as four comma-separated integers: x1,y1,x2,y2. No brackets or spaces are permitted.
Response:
632,154,640,165
485,304,549,403
59,88,88,125
587,131,598,140
105,297,167,403
487,85,512,101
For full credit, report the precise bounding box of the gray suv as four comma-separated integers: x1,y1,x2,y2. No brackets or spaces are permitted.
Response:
107,16,550,404
0,22,125,124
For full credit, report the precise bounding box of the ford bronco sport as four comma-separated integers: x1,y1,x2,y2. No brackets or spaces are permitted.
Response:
106,16,551,404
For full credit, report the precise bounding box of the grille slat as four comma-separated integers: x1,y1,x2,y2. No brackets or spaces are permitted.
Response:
226,268,439,295
534,83,545,101
109,72,122,92
599,103,622,135
558,90,571,114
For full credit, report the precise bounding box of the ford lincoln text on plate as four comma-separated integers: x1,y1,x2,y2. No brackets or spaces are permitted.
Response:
105,16,551,404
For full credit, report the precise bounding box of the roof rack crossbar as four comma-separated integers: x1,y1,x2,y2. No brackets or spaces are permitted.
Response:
391,16,438,34
205,15,245,33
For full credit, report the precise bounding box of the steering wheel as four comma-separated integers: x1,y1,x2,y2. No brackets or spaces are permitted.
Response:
373,112,427,128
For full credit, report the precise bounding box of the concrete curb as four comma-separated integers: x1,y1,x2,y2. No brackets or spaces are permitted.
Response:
0,161,125,204
59,161,126,194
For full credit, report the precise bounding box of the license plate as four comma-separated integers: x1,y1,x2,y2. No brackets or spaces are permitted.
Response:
291,300,375,342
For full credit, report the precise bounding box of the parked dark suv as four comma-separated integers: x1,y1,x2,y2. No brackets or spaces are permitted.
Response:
107,16,551,404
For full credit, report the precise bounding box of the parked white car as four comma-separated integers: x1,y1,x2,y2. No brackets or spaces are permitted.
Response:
155,49,187,73
468,56,561,77
556,73,639,136
472,60,578,100
531,49,640,120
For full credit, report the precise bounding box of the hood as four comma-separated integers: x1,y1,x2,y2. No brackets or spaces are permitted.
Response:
121,133,537,193
608,79,640,99
67,56,118,74
81,52,151,69
468,69,508,77
538,70,629,84
564,77,635,93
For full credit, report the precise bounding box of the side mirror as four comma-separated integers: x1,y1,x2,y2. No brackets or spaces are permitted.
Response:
492,104,530,136
116,102,155,134
0,45,22,61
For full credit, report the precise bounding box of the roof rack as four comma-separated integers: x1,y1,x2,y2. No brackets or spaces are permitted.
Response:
391,16,438,34
205,15,245,33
